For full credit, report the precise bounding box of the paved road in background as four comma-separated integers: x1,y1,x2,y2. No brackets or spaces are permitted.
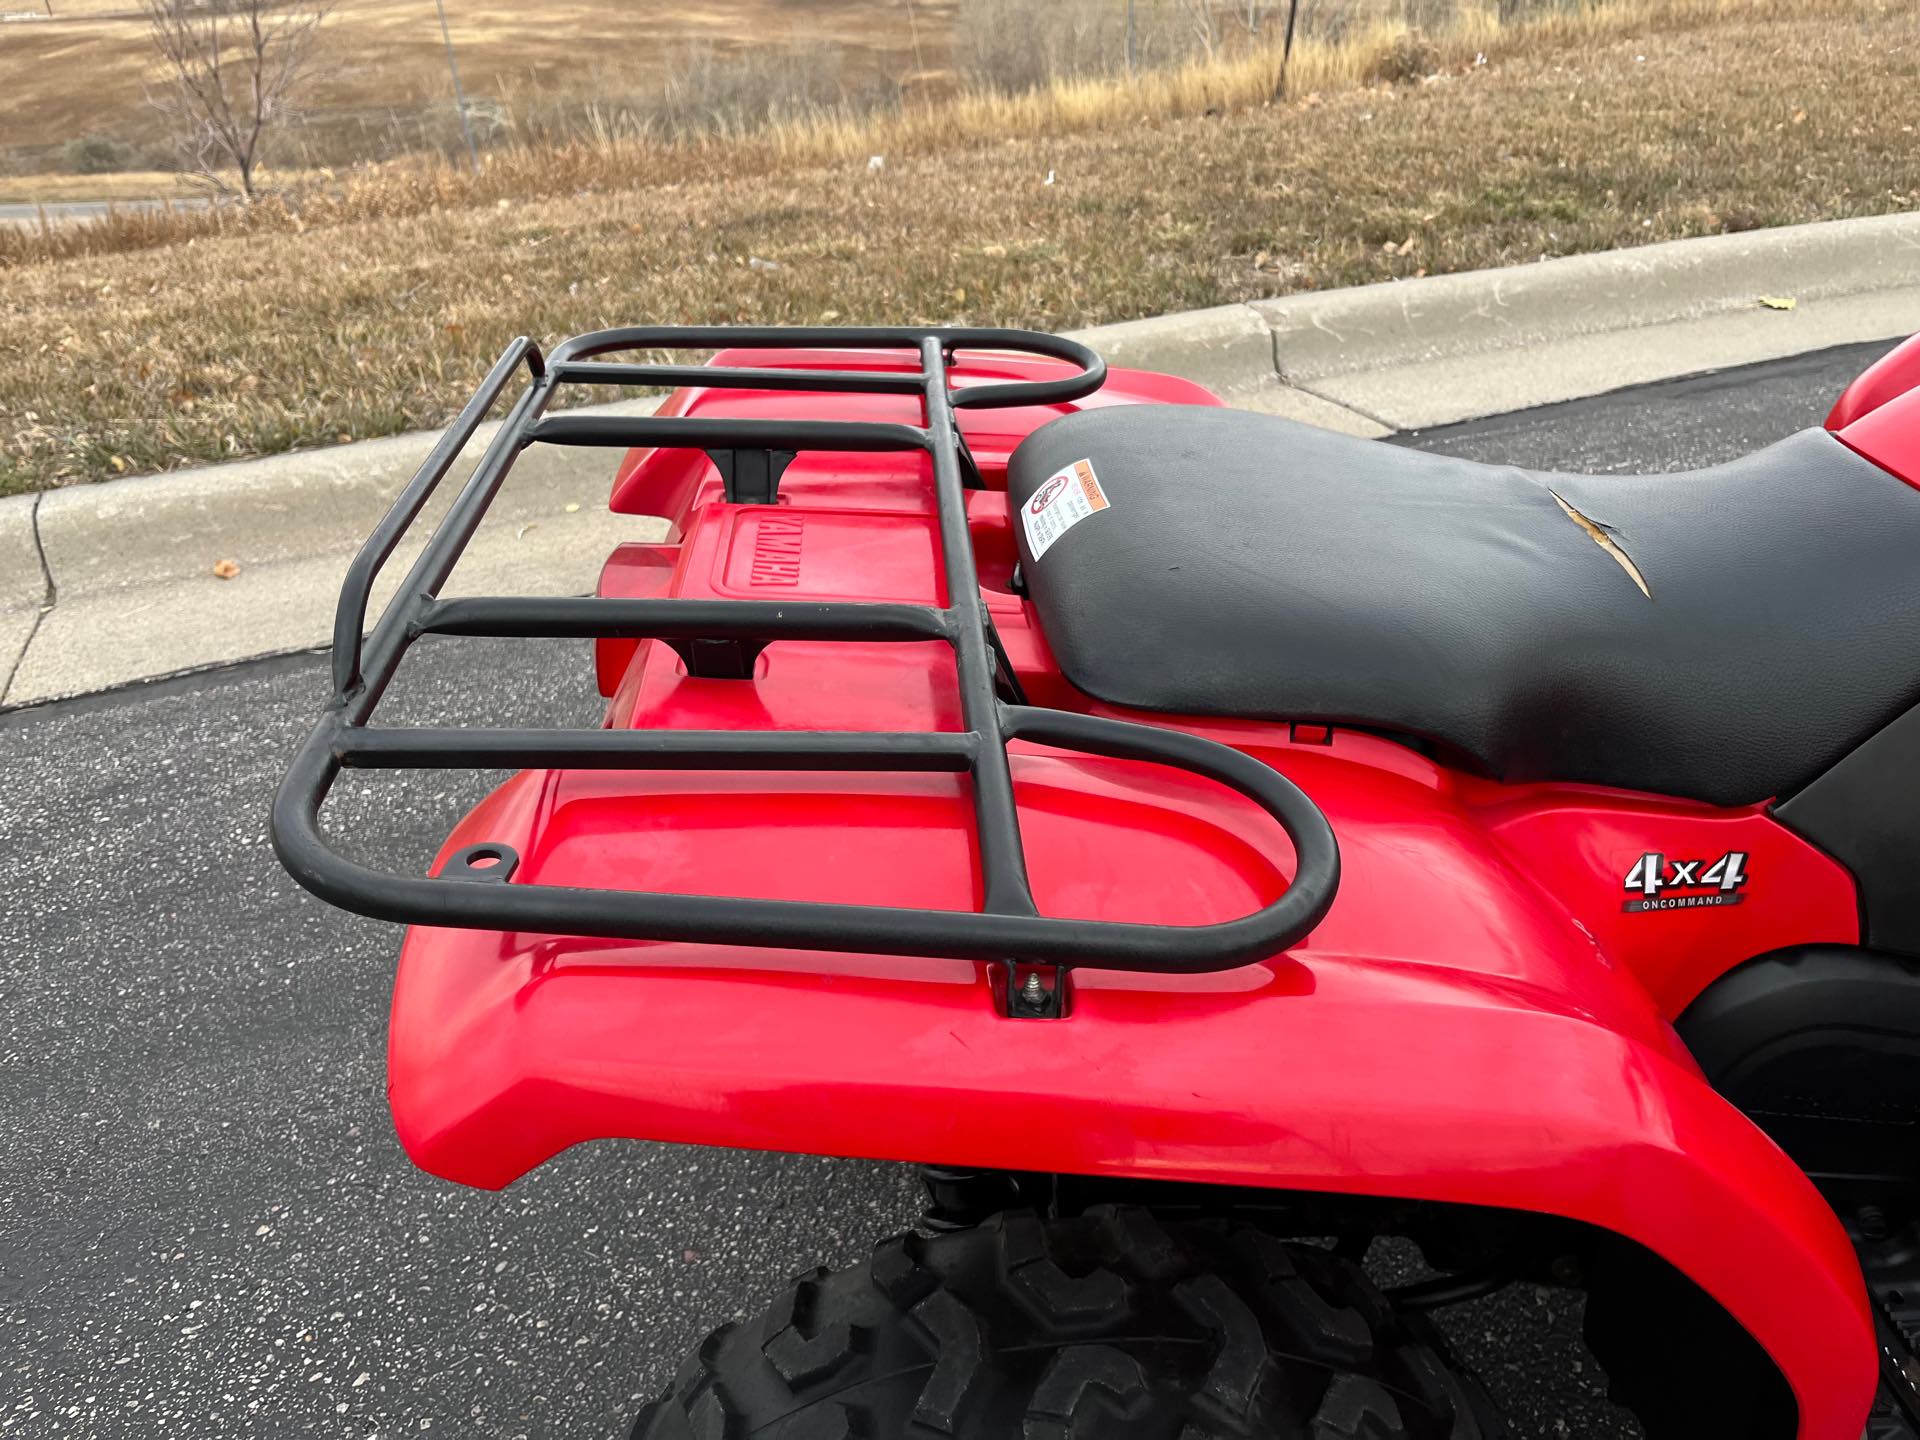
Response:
0,197,209,228
1,339,1897,1438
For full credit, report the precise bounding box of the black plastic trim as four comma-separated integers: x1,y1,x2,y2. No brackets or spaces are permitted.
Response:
1677,943,1920,1194
1775,703,1920,954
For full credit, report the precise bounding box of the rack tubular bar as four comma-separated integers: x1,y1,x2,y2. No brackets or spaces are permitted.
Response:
275,324,1343,974
335,727,981,773
418,597,953,644
550,361,929,395
274,708,1337,972
526,415,930,452
331,337,540,697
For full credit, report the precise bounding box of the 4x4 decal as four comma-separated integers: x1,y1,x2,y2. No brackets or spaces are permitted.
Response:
1622,851,1749,912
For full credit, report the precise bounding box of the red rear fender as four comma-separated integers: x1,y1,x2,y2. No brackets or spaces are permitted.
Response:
384,347,1887,1436
390,747,1873,1439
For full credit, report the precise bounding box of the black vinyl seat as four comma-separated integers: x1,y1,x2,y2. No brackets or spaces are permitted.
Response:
1007,404,1920,806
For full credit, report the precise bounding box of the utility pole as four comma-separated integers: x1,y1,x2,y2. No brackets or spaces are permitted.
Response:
1278,0,1302,97
434,0,481,174
1125,0,1136,74
902,0,924,74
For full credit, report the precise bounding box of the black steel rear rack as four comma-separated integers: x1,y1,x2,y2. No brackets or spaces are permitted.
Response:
271,326,1339,976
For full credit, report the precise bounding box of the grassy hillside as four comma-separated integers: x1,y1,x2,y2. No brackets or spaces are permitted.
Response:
0,0,955,174
0,0,1914,494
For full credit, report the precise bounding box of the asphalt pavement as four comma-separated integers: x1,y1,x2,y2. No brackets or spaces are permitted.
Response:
0,198,209,229
0,338,1900,1438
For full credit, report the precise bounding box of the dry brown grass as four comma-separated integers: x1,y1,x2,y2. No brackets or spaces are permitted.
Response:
0,0,1393,174
2,0,1915,494
0,0,952,166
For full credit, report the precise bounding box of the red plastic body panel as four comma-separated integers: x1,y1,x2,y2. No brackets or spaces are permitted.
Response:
1464,779,1857,1015
1828,330,1920,430
1835,380,1920,490
606,347,1221,517
1832,330,1920,488
391,349,1876,1437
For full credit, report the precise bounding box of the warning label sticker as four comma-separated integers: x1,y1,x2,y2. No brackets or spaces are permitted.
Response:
1021,458,1110,561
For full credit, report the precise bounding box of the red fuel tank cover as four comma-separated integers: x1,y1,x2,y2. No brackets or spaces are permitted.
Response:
1828,331,1920,430
1835,380,1920,490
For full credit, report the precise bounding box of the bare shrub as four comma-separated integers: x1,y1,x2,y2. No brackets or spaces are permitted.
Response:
60,133,137,174
958,0,1289,92
645,39,864,137
1366,29,1440,83
957,0,1136,92
1296,0,1369,48
1498,0,1589,16
143,0,336,198
1399,0,1460,32
1174,0,1290,57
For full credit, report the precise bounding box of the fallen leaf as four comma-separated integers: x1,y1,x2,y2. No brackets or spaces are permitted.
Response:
1791,108,1808,125
1757,295,1797,311
212,559,241,580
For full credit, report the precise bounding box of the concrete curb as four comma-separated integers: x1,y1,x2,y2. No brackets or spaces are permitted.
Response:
1255,212,1920,428
1062,211,1920,430
32,397,661,594
5,398,669,707
1258,211,1920,380
5,211,1918,708
0,494,47,696
1066,303,1276,398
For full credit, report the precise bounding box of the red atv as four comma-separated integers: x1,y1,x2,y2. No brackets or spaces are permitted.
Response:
276,324,1920,1440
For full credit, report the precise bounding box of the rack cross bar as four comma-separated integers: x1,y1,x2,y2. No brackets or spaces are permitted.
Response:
273,324,1340,975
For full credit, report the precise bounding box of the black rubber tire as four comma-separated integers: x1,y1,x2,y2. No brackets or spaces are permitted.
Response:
630,1206,1508,1439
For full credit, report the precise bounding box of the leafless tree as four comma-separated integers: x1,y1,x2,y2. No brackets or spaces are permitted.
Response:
1176,0,1276,56
143,0,335,200
1176,0,1223,56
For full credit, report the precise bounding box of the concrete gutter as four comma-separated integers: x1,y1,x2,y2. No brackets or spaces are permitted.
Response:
5,211,1918,709
3,399,670,708
0,494,46,700
1065,210,1920,432
1254,211,1920,428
